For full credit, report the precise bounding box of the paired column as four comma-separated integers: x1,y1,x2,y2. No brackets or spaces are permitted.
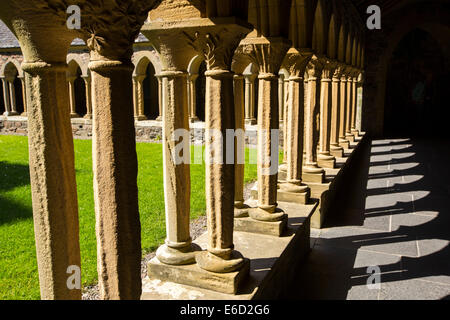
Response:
2,77,19,116
155,75,163,121
1,78,11,116
81,75,92,119
317,60,336,169
345,68,355,143
303,57,325,183
279,49,311,197
244,73,257,125
187,73,199,122
351,70,360,137
67,76,79,118
330,65,344,157
132,75,147,120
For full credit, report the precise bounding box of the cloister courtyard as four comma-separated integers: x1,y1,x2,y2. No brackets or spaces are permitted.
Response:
0,0,449,301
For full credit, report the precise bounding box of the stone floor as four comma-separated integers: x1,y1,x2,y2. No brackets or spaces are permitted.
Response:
287,138,450,300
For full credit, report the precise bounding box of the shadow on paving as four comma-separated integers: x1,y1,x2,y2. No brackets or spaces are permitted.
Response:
0,161,32,225
282,137,450,300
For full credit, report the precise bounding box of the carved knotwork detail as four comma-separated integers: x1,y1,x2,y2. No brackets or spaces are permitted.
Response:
185,29,246,71
237,40,290,75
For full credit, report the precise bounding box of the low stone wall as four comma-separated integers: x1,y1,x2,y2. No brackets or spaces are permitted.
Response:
0,117,261,146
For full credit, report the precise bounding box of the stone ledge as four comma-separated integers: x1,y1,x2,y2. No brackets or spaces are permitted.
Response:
147,256,250,295
277,189,309,205
234,214,287,237
141,201,317,300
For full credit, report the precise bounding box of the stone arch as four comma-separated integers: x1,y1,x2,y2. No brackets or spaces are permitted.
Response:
67,59,87,117
0,59,22,78
363,1,450,136
327,14,339,59
66,54,88,77
312,0,328,55
337,22,347,62
345,30,353,65
289,0,313,49
1,60,24,115
132,51,162,76
133,54,160,120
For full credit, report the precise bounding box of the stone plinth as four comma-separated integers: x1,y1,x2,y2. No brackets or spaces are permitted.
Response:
318,157,336,169
142,201,316,300
234,213,288,237
277,189,310,205
302,171,325,184
147,256,250,295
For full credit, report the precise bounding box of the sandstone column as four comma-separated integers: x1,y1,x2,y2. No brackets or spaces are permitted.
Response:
133,75,147,121
155,75,163,121
18,76,27,116
345,68,355,143
186,25,251,274
330,65,344,158
67,76,79,118
317,60,336,169
339,67,350,149
6,77,18,115
351,70,360,138
233,74,249,217
0,1,83,299
278,74,285,123
187,73,199,122
81,75,92,119
140,28,199,268
239,38,290,222
1,78,11,116
244,73,257,125
279,49,311,199
282,76,290,162
303,57,325,183
81,2,152,299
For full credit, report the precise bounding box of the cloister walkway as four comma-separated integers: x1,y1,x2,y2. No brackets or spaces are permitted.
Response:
287,138,450,300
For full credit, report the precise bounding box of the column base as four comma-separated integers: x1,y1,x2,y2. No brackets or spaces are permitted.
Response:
277,181,310,204
234,201,250,218
278,163,287,181
302,166,325,184
245,118,257,125
155,116,163,122
330,145,344,158
346,133,355,143
84,114,92,120
147,255,250,295
235,209,288,237
135,115,147,121
189,116,200,123
3,111,18,116
20,112,27,117
155,243,200,265
70,113,80,118
317,154,336,169
339,139,350,149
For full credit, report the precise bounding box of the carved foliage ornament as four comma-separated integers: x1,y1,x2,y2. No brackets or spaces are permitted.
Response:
185,29,246,71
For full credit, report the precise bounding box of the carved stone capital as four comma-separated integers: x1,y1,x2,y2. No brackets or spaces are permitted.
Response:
318,57,337,81
237,37,291,76
281,48,313,79
306,55,324,80
79,1,156,62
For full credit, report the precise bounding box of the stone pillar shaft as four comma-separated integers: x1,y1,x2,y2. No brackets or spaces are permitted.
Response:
133,75,146,120
67,77,78,118
345,74,353,136
351,76,358,133
2,78,11,114
19,76,28,116
82,76,92,119
187,74,199,122
304,74,321,170
22,62,81,300
339,76,348,142
8,79,17,114
156,75,163,121
244,74,256,124
319,76,332,156
234,75,246,209
90,60,141,300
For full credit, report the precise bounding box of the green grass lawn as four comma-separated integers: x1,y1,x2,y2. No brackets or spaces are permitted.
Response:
0,135,258,300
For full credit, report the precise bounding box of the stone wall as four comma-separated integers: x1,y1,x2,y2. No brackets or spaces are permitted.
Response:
0,117,260,146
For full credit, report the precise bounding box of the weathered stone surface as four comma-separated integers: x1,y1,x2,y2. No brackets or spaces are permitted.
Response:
234,213,288,237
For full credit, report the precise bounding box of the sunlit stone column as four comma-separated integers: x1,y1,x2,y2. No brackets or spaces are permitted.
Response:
155,74,163,121
351,70,360,138
282,76,290,162
7,78,18,115
187,73,199,122
81,3,154,299
278,74,285,123
233,74,248,217
339,66,350,149
303,57,325,183
139,31,198,269
239,38,290,223
133,75,147,121
18,76,28,116
0,1,82,298
67,76,79,118
279,49,311,201
330,66,344,158
81,75,92,119
345,68,355,143
356,72,364,133
317,60,336,169
185,25,251,273
1,78,11,116
244,73,257,125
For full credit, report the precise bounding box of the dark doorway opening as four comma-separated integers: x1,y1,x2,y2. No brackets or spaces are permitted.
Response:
195,61,206,122
143,62,159,120
74,67,87,117
384,29,450,138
